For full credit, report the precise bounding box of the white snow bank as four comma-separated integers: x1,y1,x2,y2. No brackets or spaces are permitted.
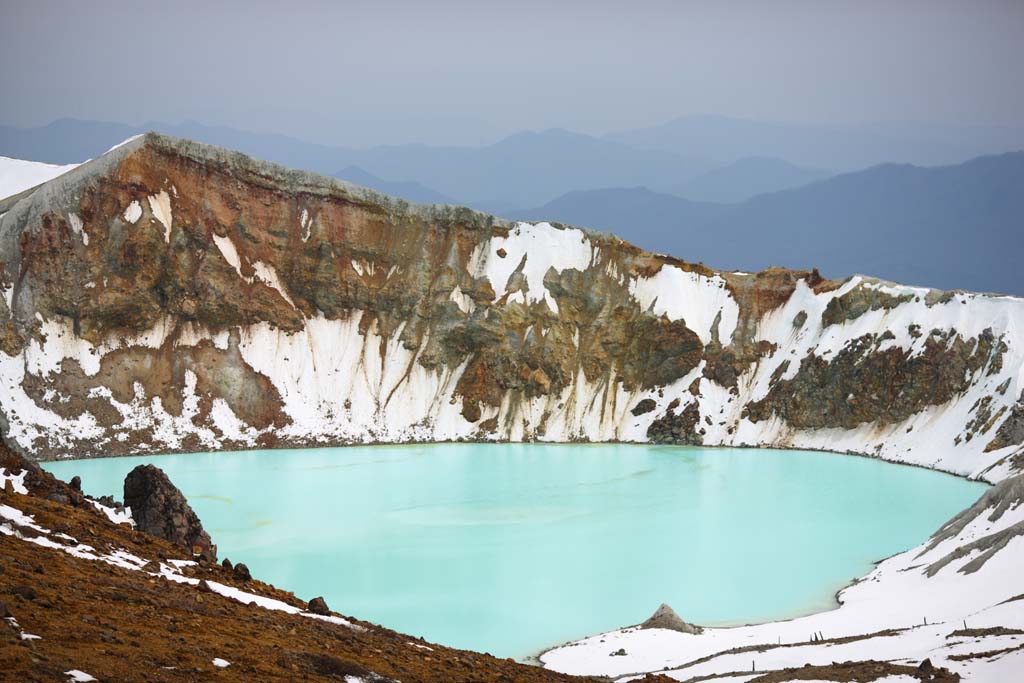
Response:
0,156,79,200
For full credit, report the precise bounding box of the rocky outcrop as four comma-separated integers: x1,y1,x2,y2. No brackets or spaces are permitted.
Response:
639,603,703,634
1,133,1023,483
308,596,331,616
123,464,216,561
921,472,1024,576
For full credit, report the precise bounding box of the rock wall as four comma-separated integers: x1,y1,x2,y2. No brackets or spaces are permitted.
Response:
1,133,1022,483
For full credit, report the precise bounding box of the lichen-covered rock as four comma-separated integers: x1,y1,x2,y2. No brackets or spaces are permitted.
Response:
986,394,1024,452
821,285,914,327
746,328,1002,430
123,464,215,561
646,402,702,445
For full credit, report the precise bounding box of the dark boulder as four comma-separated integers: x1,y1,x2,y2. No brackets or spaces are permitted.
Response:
232,562,251,582
123,465,216,561
307,596,330,616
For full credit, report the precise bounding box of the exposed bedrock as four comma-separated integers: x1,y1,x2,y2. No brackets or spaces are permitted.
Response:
0,133,1022,482
123,464,216,561
921,472,1024,576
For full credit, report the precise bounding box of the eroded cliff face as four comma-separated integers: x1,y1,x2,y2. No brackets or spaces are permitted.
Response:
1,133,1022,482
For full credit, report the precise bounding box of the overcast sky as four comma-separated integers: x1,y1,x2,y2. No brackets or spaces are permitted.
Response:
2,0,1022,147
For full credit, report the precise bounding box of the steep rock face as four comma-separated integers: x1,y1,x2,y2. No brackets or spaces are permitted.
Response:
123,463,215,560
1,133,1022,483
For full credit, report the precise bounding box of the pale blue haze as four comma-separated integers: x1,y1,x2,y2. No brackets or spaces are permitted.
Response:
43,445,985,658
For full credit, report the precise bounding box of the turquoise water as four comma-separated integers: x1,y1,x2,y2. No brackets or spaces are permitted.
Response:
43,444,985,658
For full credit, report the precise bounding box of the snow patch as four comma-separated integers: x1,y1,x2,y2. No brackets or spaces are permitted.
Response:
65,671,97,682
123,200,142,223
0,468,28,494
471,222,594,313
628,264,739,344
88,498,134,527
68,213,88,245
148,190,173,242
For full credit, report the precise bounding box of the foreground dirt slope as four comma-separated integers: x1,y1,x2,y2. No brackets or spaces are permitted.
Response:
0,133,1021,485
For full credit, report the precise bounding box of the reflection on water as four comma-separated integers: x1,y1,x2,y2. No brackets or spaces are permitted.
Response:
44,443,985,659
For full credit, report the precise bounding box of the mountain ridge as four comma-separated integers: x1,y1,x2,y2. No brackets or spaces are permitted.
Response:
0,133,1021,493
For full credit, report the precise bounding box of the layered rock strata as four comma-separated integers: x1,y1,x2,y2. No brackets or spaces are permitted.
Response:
0,133,1020,485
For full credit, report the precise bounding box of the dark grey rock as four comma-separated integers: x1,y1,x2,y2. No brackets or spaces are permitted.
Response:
631,398,657,416
123,465,216,561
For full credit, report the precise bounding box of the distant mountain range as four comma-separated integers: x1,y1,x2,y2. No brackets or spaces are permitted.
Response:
333,166,457,205
516,152,1024,296
0,119,711,208
606,114,1024,171
659,156,834,203
4,115,1023,208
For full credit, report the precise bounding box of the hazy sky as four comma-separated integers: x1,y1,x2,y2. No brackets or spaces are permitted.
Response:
2,0,1022,147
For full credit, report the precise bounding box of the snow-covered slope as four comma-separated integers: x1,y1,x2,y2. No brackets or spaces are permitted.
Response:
0,156,79,201
541,473,1024,682
0,133,1021,488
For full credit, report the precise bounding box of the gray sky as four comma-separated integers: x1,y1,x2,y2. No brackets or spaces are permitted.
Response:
2,0,1022,147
